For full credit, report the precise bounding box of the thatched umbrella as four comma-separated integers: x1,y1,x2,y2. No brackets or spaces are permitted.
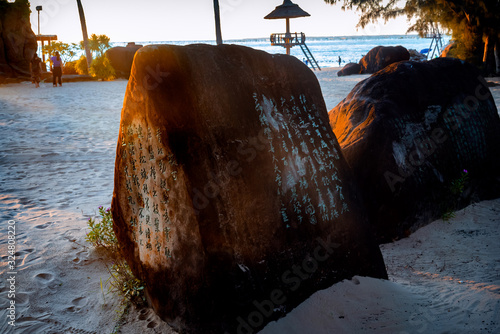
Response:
264,0,310,55
264,0,310,20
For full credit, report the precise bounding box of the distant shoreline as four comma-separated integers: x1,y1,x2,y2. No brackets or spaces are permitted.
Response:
112,34,439,45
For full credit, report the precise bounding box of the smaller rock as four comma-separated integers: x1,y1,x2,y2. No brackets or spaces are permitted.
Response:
359,46,410,74
105,43,143,78
126,42,143,48
338,63,362,76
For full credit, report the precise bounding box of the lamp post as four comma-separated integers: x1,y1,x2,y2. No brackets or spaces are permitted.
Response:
36,6,42,36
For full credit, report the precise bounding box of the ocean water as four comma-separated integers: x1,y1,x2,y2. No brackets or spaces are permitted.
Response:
115,35,451,69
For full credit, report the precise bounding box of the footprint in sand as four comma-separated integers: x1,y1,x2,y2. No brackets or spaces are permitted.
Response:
15,248,35,257
66,296,87,313
138,308,149,321
147,321,158,328
34,272,54,284
10,248,38,268
34,222,54,229
72,251,89,265
62,229,79,242
16,292,30,307
137,308,159,328
34,272,62,291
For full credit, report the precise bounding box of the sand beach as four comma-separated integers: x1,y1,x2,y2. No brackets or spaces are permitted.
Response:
0,68,499,334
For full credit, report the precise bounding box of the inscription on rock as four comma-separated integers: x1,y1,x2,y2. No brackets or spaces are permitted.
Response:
251,93,349,227
120,124,177,260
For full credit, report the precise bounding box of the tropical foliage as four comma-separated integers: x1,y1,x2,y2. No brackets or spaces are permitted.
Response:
42,42,79,63
89,54,115,81
80,34,112,58
75,55,89,75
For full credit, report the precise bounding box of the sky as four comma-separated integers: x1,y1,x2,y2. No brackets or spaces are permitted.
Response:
28,0,414,43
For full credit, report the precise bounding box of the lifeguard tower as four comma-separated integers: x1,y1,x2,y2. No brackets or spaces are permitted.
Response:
264,0,321,71
425,23,444,60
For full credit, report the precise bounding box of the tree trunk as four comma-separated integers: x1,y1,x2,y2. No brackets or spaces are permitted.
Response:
482,32,496,76
213,0,223,45
495,37,500,74
77,0,92,72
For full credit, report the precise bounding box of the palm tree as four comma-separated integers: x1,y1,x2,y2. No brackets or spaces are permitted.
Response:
213,0,223,45
77,0,92,72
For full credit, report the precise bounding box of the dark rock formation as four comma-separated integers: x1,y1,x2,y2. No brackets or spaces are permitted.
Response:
105,42,143,78
337,62,361,76
337,46,411,77
112,44,387,333
0,0,37,79
359,45,410,74
329,58,500,242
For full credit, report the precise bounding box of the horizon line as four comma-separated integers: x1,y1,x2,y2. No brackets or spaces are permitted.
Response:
110,33,434,45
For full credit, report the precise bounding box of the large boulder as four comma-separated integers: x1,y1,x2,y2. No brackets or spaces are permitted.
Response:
337,62,362,76
0,0,37,79
329,58,500,242
112,44,387,333
359,45,410,74
105,42,143,78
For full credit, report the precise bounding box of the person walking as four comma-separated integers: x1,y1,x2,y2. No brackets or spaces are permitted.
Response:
30,53,43,88
338,56,342,67
50,51,63,87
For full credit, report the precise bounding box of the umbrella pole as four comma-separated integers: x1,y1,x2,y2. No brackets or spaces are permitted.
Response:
286,18,290,55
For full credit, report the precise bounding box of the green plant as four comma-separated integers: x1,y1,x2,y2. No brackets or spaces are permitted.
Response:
441,210,456,222
89,55,116,81
86,206,118,250
76,55,89,75
100,277,106,304
86,206,146,307
63,61,78,75
107,259,146,307
450,169,469,196
442,169,469,221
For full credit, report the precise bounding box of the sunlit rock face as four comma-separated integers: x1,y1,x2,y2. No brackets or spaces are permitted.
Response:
0,1,37,78
329,58,500,242
112,44,387,333
105,42,143,78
